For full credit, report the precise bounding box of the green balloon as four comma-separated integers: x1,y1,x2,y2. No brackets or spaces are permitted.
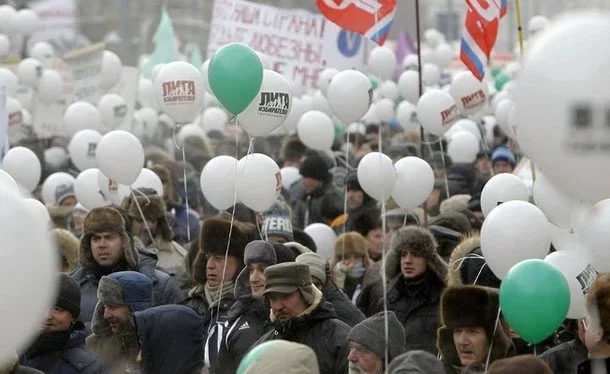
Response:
237,341,280,374
208,43,263,115
491,66,502,77
495,72,511,91
369,75,379,90
500,259,570,344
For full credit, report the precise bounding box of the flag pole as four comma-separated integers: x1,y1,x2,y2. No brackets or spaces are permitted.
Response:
415,0,429,226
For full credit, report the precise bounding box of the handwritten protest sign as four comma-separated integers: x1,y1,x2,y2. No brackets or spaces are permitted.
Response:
63,42,104,104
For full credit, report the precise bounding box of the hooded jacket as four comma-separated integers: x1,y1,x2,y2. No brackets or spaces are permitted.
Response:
135,305,204,374
446,235,501,288
322,278,365,327
70,207,183,332
374,226,448,355
539,338,588,374
254,287,351,374
294,180,344,229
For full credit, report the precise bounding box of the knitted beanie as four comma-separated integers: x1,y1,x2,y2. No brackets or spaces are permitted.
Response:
296,252,327,285
56,274,81,317
299,153,330,181
347,311,406,363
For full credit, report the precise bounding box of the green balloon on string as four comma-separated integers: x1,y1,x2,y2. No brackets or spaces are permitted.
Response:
368,74,379,90
500,259,570,344
491,66,502,77
495,72,511,91
208,43,263,115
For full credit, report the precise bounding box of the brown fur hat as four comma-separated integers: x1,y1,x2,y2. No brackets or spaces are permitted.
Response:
191,216,249,284
586,273,610,342
437,286,512,371
52,228,79,272
80,206,138,269
330,232,372,272
488,355,552,374
120,189,173,242
385,226,448,284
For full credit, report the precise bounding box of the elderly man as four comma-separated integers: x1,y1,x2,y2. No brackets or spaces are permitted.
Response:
346,311,406,374
577,274,610,373
254,262,351,374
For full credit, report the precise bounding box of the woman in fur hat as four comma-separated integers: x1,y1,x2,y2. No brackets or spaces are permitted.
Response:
372,226,448,354
51,228,80,273
330,232,373,304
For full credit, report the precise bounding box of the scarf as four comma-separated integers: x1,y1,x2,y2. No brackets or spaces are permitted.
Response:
204,281,235,309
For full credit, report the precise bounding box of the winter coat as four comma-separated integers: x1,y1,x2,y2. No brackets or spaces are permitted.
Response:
446,235,501,288
71,250,183,333
168,204,201,245
356,261,384,317
143,237,187,277
86,332,139,374
20,322,107,374
294,181,344,229
577,358,610,374
539,338,589,374
134,305,205,374
0,353,43,374
322,280,365,327
254,288,350,374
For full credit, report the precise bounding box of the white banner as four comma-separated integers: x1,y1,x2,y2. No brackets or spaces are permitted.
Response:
207,0,364,90
63,42,105,104
30,0,85,55
110,66,139,131
32,58,73,138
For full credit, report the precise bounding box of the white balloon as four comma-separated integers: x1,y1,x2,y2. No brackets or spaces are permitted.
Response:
491,91,511,112
304,223,337,262
41,172,75,205
533,172,584,229
579,199,610,272
318,68,338,97
434,43,454,67
200,155,238,211
6,97,22,127
177,123,206,146
2,146,41,192
151,63,166,83
132,168,164,196
29,41,54,62
238,69,292,137
283,97,306,133
327,70,372,124
357,152,396,202
17,58,41,88
402,54,419,70
495,99,514,138
545,250,594,318
481,173,529,217
75,168,108,209
98,93,127,129
0,5,16,34
10,9,39,36
398,70,423,105
255,51,271,69
0,67,18,96
297,110,334,150
514,12,610,202
201,107,229,132
0,169,20,199
37,69,63,103
391,156,434,209
481,200,551,279
236,153,280,212
96,130,144,185
0,193,57,363
453,119,481,140
379,80,399,101
311,90,332,116
137,107,159,135
548,223,583,253
201,59,213,94
68,129,102,171
450,71,487,115
416,89,458,136
529,15,550,36
280,166,301,190
422,63,441,86
448,131,480,163
64,101,104,136
368,46,396,80
97,170,130,205
100,51,122,91
154,61,205,123
0,33,9,56
138,78,156,109
375,98,395,122
396,101,419,131
23,198,50,225
424,29,445,48
361,102,379,124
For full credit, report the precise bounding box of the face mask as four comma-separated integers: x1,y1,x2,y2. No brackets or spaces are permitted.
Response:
348,263,365,278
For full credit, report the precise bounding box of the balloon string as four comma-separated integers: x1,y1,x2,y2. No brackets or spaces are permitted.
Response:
380,197,390,372
130,187,156,249
341,133,350,263
485,307,502,372
181,144,191,242
439,140,451,198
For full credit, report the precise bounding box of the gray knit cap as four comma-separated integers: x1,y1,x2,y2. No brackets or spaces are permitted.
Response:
244,240,277,265
347,311,406,363
296,252,327,285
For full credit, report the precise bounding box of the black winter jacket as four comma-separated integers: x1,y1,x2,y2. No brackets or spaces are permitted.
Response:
322,280,365,327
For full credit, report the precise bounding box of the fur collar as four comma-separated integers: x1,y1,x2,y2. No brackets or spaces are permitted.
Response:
447,235,481,287
269,286,323,323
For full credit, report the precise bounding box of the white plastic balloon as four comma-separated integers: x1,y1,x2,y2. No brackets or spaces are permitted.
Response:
424,29,445,48
0,67,18,96
361,102,379,124
375,98,395,122
97,170,130,205
64,101,104,136
327,70,372,124
529,15,550,36
402,54,419,70
255,51,271,69
17,58,41,88
422,63,441,86
280,166,301,190
416,89,458,136
533,172,584,229
450,71,487,115
304,223,337,262
357,152,396,202
154,61,205,123
132,168,164,196
453,119,481,140
0,5,16,34
283,97,306,133
579,199,610,272
10,9,39,36
238,69,292,137
495,99,514,138
549,223,583,253
368,46,396,81
0,193,57,363
201,59,213,94
515,12,610,203
23,198,50,224
447,131,479,163
481,200,550,279
396,101,418,131
297,110,334,151
6,97,22,126
545,250,594,318
2,146,41,192
318,68,338,97
491,91,511,112
200,155,238,211
37,69,63,103
311,90,332,116
380,80,399,101
138,78,156,109
29,41,54,61
99,51,122,91
236,153,280,212
96,130,144,185
98,93,127,129
201,107,228,132
41,172,75,205
0,169,20,199
136,107,159,134
68,129,102,171
480,173,529,217
391,156,434,209
434,43,454,67
151,63,166,83
176,123,206,146
0,34,9,56
75,168,108,209
398,70,423,105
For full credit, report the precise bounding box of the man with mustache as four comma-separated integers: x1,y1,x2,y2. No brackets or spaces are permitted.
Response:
86,271,153,373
